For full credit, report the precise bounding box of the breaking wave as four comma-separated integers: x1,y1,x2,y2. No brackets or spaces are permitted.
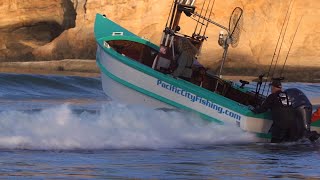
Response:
0,102,255,150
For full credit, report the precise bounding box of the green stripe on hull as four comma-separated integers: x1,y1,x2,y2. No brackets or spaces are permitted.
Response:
311,120,320,127
256,132,272,139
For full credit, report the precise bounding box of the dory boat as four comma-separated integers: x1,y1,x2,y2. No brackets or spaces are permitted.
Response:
94,1,320,141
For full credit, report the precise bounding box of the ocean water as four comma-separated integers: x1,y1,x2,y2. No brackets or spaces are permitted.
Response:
0,73,319,179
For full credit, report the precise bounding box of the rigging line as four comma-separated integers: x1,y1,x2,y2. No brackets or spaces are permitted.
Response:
261,0,294,96
203,0,216,37
270,1,294,79
267,3,293,94
194,0,207,35
266,1,294,95
265,0,294,85
198,0,212,35
165,0,176,28
280,16,303,77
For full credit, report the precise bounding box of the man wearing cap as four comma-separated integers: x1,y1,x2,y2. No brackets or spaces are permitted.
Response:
251,79,295,143
251,79,285,114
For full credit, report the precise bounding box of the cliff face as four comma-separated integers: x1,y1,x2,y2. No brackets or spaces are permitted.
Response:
0,0,319,68
0,0,76,60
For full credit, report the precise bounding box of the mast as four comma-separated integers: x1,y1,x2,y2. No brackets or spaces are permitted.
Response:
160,0,204,54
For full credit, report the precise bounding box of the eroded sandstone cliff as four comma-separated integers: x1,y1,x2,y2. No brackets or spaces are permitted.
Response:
0,0,319,70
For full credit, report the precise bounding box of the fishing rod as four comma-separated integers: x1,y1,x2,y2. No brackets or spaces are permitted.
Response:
266,4,294,95
261,0,294,96
198,0,213,35
193,0,206,36
269,3,294,81
280,16,303,77
203,0,216,37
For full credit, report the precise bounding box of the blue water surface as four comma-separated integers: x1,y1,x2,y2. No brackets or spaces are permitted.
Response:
0,73,319,179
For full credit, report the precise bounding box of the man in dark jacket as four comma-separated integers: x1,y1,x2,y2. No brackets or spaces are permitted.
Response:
172,38,198,81
252,80,285,114
251,80,296,143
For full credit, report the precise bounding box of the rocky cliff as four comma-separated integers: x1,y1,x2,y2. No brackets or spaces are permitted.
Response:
0,0,319,69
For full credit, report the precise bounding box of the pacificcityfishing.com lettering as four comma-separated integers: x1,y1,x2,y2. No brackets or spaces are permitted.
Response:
156,80,241,121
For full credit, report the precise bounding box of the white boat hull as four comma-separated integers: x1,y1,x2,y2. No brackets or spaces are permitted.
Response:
100,67,174,109
96,45,273,140
98,46,174,109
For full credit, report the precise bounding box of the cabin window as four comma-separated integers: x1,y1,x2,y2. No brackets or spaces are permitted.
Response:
107,40,158,68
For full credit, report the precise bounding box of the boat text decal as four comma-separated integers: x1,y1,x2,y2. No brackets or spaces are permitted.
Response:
157,80,241,121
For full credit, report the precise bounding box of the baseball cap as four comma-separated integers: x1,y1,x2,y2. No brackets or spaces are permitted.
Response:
269,80,282,88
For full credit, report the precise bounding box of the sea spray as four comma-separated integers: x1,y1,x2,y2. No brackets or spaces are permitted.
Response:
0,102,255,150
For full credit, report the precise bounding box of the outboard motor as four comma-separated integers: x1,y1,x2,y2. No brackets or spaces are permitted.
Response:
284,88,319,142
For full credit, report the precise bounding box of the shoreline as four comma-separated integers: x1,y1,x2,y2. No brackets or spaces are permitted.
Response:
0,59,100,77
0,59,319,82
0,67,100,77
0,59,318,105
0,59,258,81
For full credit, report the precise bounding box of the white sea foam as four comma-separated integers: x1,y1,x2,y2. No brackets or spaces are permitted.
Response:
0,102,255,150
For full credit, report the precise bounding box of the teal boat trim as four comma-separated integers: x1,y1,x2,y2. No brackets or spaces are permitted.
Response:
94,14,138,39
